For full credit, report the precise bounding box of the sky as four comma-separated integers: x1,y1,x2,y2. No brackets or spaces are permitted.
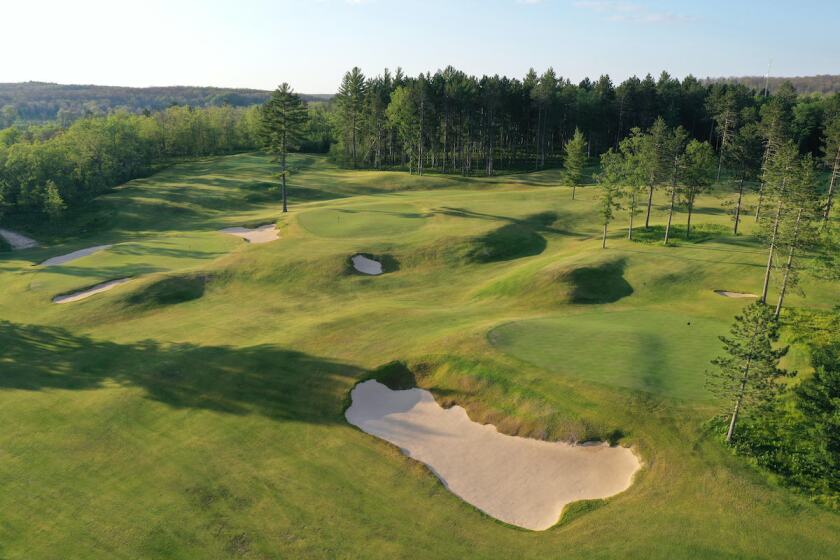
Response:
2,0,839,93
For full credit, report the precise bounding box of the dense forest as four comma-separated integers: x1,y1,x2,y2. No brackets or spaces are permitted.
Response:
324,67,839,178
0,106,262,219
0,81,332,125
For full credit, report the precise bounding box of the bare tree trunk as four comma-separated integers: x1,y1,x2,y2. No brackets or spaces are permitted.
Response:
572,185,576,200
716,114,730,182
755,182,765,221
726,356,753,444
726,320,761,443
627,193,636,239
685,190,695,239
644,185,655,228
760,196,785,303
602,221,608,248
775,208,802,318
734,177,745,235
663,185,677,246
281,146,288,213
351,113,357,168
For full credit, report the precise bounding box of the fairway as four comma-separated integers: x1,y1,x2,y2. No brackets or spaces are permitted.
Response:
1,152,837,559
297,201,427,238
489,310,728,402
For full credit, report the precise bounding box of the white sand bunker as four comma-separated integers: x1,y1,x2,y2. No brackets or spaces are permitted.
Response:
346,380,641,530
219,224,278,244
53,278,132,304
40,245,112,266
0,228,39,250
715,290,758,299
351,254,383,275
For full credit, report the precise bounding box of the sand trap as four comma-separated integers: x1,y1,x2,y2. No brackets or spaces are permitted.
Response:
40,245,112,266
0,228,39,250
219,224,279,244
351,254,383,275
346,380,641,530
53,278,132,304
714,290,758,299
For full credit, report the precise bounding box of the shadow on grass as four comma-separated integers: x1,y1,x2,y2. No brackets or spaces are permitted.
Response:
561,258,633,304
0,321,362,423
122,274,209,308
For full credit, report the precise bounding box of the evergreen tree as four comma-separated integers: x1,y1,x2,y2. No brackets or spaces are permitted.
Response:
260,83,309,213
336,67,368,167
681,139,716,239
727,119,764,235
596,149,623,248
821,114,840,224
708,302,788,443
563,128,587,199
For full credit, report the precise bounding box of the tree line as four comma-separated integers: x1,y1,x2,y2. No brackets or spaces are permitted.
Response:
323,66,839,176
0,105,262,220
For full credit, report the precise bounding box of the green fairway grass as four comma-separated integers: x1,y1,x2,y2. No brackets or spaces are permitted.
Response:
489,310,729,402
1,152,838,559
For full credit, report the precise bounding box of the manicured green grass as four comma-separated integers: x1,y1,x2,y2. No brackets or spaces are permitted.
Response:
489,310,728,402
297,201,427,238
0,152,837,559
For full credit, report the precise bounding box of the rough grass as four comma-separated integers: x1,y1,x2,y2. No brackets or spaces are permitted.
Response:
0,152,838,559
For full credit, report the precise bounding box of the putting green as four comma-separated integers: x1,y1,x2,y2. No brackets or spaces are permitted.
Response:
488,309,728,402
297,202,426,238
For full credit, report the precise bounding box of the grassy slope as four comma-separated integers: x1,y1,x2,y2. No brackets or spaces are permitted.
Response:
0,152,837,559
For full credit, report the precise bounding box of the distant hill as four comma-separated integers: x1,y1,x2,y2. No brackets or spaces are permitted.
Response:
0,82,332,122
702,74,840,95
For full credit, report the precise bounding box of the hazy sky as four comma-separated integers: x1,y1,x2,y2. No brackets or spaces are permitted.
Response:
3,0,839,92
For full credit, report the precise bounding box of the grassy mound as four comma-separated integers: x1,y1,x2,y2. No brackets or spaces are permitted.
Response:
557,258,633,304
124,274,209,307
465,223,547,263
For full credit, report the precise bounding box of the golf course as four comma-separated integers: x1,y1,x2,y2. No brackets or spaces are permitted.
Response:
1,152,837,558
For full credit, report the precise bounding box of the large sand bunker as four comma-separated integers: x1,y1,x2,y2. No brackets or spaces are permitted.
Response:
0,228,39,250
219,224,278,244
40,245,112,266
53,278,132,304
346,380,641,530
351,254,383,275
714,290,758,299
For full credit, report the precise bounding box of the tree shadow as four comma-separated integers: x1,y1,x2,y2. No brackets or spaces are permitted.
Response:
562,258,633,304
0,321,362,423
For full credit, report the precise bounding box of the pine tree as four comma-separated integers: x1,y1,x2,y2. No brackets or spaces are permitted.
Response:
596,149,623,248
727,119,763,235
260,83,309,213
563,128,587,199
662,126,689,246
681,139,716,239
821,115,840,225
336,67,368,168
707,302,788,443
758,141,798,302
773,154,821,317
641,117,671,229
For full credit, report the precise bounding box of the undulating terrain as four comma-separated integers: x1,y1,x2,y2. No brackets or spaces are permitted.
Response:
1,153,837,559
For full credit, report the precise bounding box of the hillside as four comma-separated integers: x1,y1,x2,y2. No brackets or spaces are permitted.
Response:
0,82,332,122
703,74,840,94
